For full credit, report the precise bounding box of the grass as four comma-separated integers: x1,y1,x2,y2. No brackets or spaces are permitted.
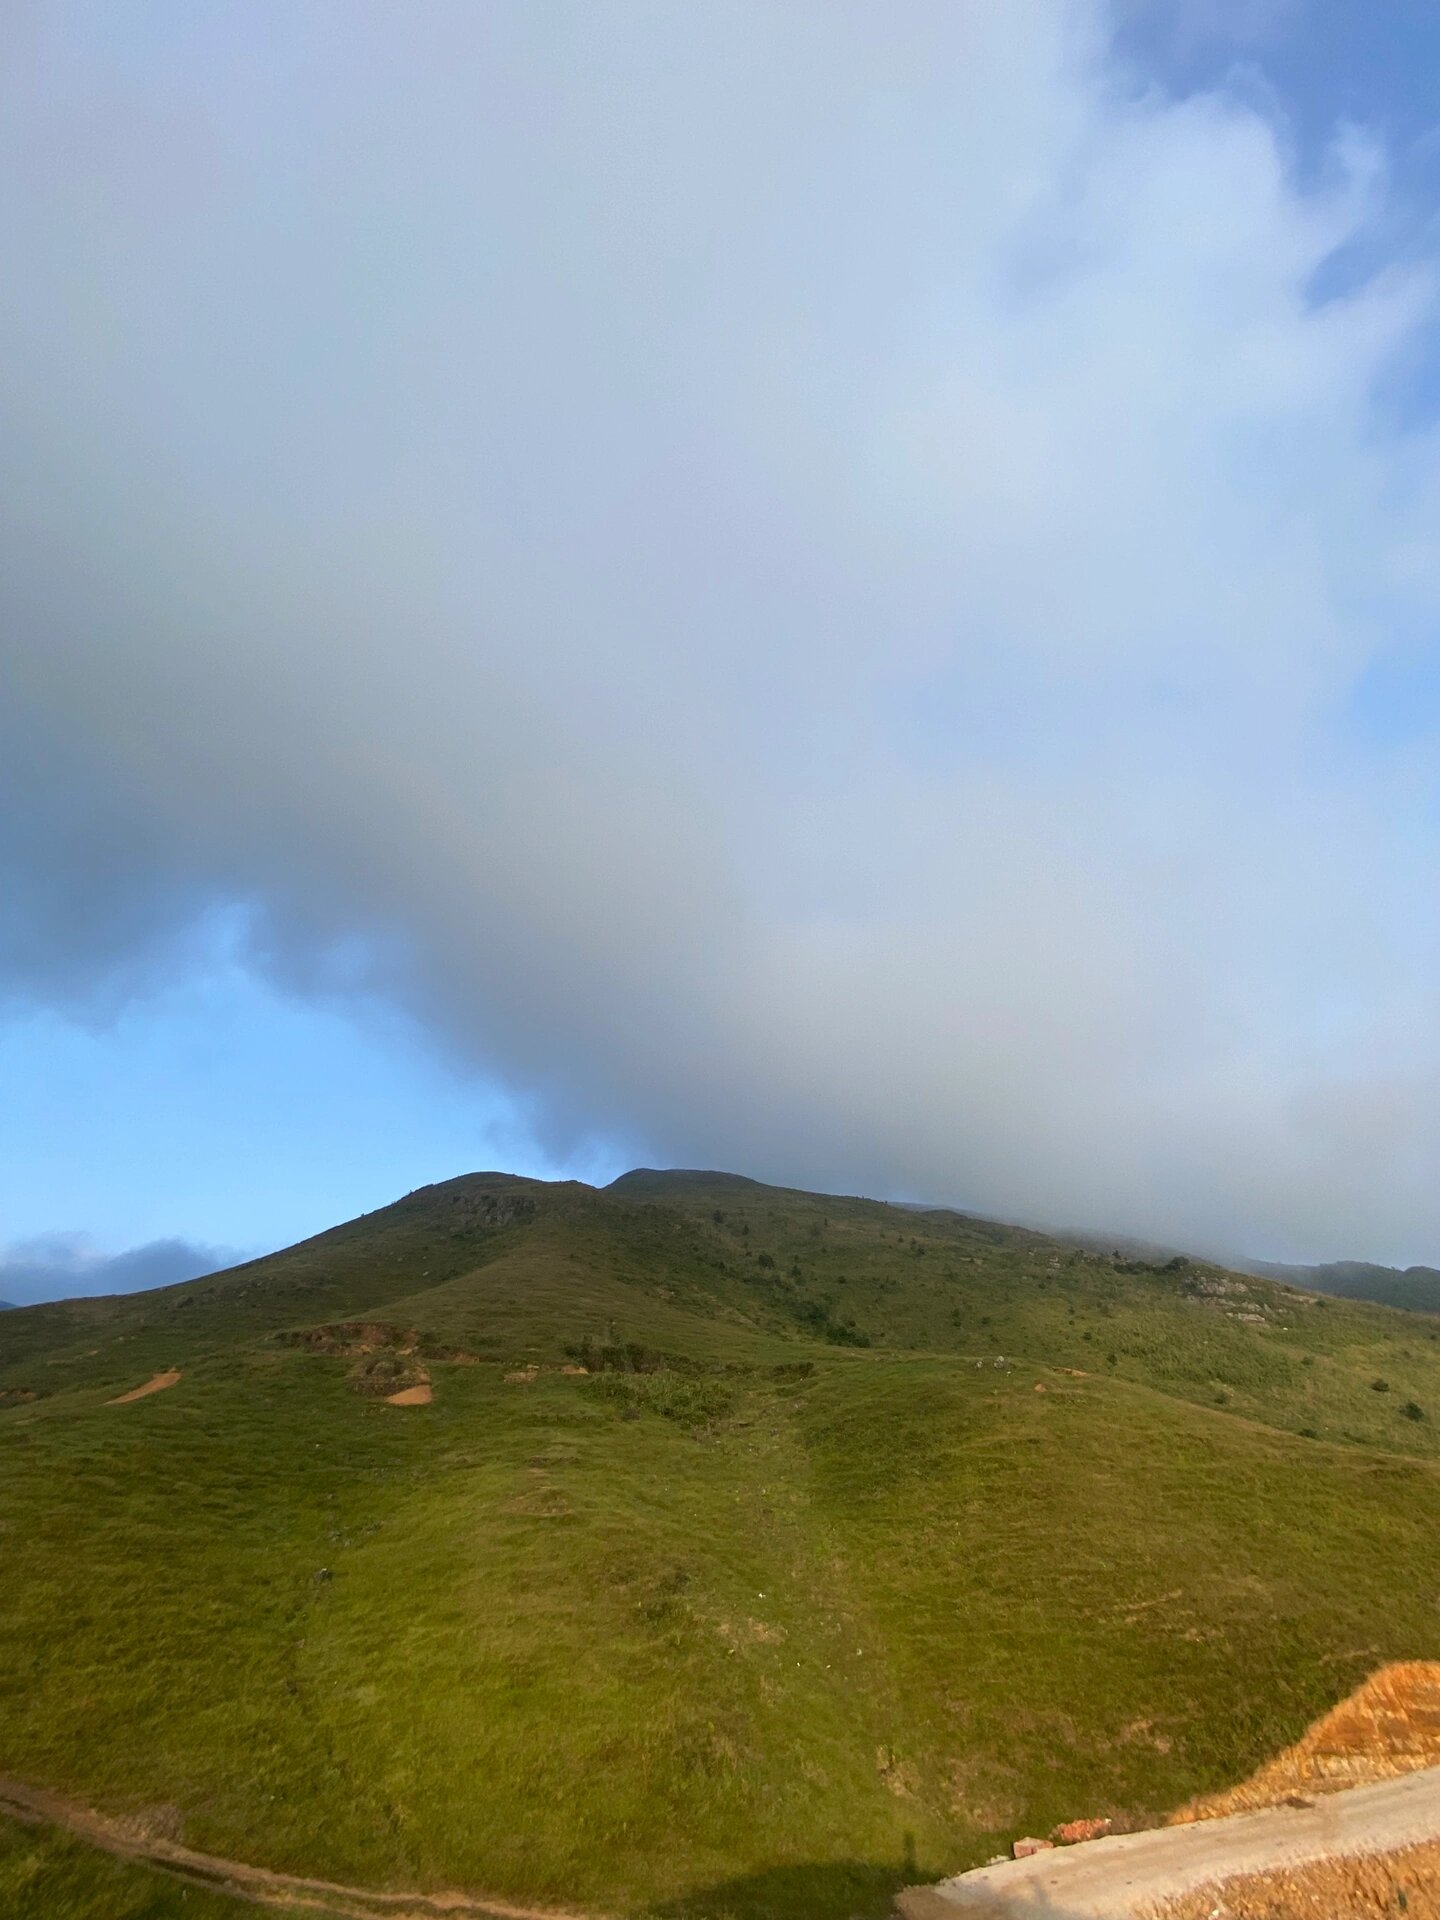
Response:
0,1813,300,1918
5,1169,1440,1919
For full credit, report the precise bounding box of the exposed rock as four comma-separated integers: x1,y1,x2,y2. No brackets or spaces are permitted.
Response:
1052,1816,1111,1844
1013,1836,1054,1858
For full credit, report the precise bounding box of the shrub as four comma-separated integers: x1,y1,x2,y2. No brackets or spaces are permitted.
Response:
1372,1378,1391,1393
592,1370,735,1430
794,1297,870,1347
1402,1401,1426,1422
755,1252,775,1270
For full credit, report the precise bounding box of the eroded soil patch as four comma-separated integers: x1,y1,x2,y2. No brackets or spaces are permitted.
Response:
1173,1662,1440,1822
107,1370,181,1406
1150,1836,1440,1919
279,1322,483,1397
386,1380,433,1405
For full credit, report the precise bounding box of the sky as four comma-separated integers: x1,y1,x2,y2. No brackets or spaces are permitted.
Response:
4,0,1440,1303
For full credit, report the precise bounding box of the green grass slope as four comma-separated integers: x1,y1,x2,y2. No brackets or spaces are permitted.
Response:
4,1168,1440,1920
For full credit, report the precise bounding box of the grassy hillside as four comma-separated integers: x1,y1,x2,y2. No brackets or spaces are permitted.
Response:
5,1169,1440,1920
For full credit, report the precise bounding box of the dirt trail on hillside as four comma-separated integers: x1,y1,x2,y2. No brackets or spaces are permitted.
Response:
0,1774,601,1920
107,1369,181,1405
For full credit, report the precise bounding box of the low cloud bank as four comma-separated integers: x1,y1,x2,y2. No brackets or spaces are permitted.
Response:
0,1235,248,1308
4,4,1440,1264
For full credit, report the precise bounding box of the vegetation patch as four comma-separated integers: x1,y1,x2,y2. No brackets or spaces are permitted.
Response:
589,1367,737,1430
277,1322,418,1357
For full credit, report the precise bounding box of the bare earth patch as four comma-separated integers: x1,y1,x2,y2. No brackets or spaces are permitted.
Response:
1172,1662,1440,1823
107,1370,181,1405
1150,1836,1440,1919
386,1379,433,1405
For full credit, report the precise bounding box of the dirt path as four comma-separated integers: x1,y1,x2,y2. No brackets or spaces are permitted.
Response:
107,1368,182,1404
0,1774,600,1920
896,1765,1440,1919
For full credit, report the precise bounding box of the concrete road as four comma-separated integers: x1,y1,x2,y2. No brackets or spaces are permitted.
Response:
896,1765,1440,1918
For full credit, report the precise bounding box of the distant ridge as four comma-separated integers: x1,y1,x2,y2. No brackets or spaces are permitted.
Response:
1052,1230,1440,1320
1246,1258,1440,1315
611,1176,1440,1320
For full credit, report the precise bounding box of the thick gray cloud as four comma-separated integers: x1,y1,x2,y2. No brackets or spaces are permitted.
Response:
0,1233,245,1307
3,2,1440,1263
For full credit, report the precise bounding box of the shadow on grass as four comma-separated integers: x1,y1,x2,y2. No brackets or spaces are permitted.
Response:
650,1857,915,1920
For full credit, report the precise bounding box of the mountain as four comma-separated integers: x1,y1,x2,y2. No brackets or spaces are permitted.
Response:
5,1168,1440,1920
1246,1258,1440,1316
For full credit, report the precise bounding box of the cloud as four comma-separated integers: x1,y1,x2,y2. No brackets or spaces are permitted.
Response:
1116,0,1301,59
2,1,1440,1263
0,1234,246,1308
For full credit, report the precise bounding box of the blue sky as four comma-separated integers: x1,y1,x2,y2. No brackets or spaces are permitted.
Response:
5,0,1440,1298
1,914,622,1252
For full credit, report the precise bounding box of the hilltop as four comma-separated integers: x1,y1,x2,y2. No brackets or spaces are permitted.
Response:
5,1168,1440,1920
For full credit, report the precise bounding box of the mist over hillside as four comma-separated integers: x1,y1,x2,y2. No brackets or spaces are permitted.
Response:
0,1235,248,1309
7,2,1440,1276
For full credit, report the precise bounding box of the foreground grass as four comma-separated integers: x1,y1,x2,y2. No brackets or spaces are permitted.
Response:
5,1170,1440,1919
0,1813,294,1919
